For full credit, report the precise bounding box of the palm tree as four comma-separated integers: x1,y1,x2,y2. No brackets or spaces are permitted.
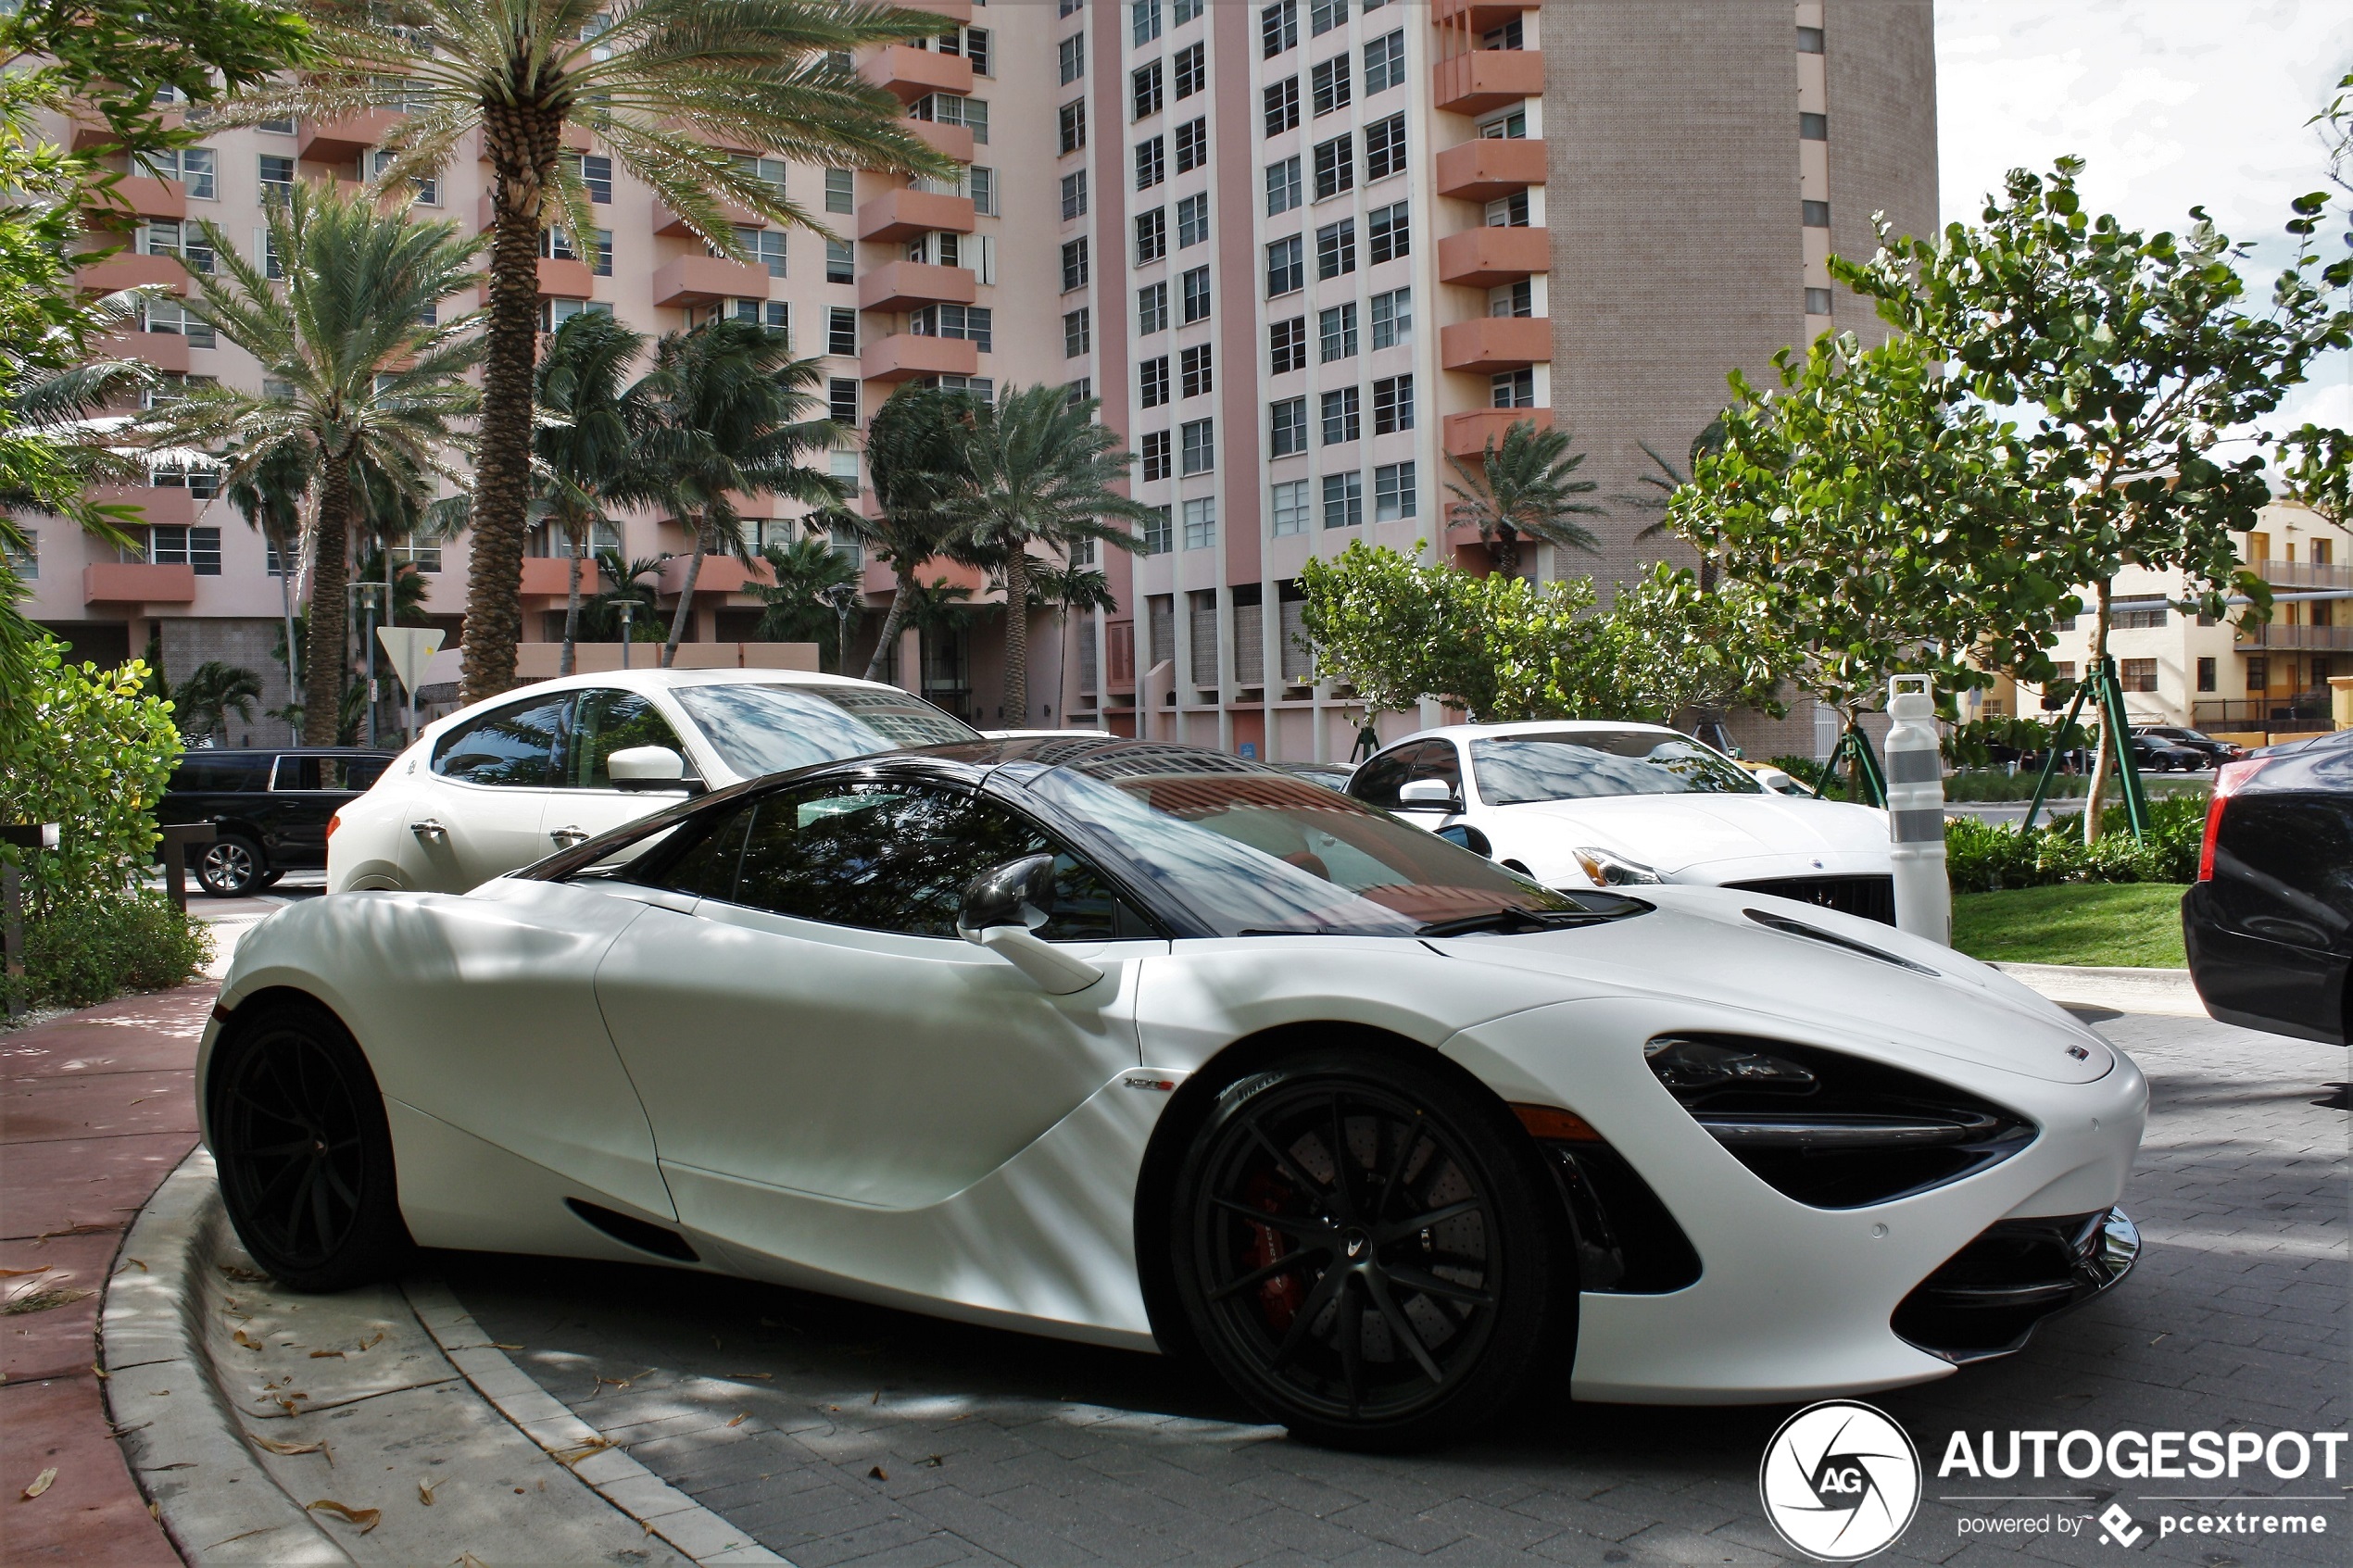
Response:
750,533,861,668
533,310,654,674
237,0,953,708
634,320,838,668
942,384,1156,725
1444,420,1604,580
583,549,662,643
170,660,264,743
1623,419,1729,590
145,182,480,743
852,385,982,684
222,444,312,736
1023,557,1116,729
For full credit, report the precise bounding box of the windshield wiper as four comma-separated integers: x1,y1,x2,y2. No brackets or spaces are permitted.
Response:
1416,895,1650,937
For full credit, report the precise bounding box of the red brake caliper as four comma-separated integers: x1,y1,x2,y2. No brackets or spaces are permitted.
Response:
1243,1169,1305,1330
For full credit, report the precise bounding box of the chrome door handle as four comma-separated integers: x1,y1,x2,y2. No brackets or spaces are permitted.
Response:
409,819,447,840
548,824,589,849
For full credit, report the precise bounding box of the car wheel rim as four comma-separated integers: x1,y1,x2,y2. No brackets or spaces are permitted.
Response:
1190,1080,1502,1424
218,1027,368,1270
202,842,254,891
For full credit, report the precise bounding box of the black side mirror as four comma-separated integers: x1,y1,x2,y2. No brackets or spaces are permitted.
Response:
1437,822,1492,858
960,853,1057,935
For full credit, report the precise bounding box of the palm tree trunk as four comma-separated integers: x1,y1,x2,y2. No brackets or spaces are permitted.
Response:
560,537,583,677
662,522,706,669
271,521,300,742
1000,547,1030,724
862,568,918,684
303,459,354,746
1495,524,1521,579
460,111,562,707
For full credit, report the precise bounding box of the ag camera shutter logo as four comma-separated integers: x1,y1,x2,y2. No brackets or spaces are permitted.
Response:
1759,1400,1923,1561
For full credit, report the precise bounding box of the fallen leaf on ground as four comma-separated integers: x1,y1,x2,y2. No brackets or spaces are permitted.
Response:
728,1372,773,1380
551,1438,613,1468
305,1499,381,1535
308,1350,345,1360
251,1437,326,1459
489,1342,522,1351
417,1479,435,1506
868,1466,887,1481
232,1330,262,1351
0,1266,53,1278
218,1264,270,1284
359,1332,384,1350
726,1413,748,1427
117,1259,147,1273
92,1363,107,1380
21,1467,57,1500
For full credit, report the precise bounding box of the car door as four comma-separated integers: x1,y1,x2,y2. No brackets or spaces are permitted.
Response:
593,778,1156,1230
539,686,702,852
269,753,394,868
398,693,571,891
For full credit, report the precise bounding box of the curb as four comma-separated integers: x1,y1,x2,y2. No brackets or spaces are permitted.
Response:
1991,960,2207,1019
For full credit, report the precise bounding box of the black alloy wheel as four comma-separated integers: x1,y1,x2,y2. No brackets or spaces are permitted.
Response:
195,834,264,897
210,998,410,1291
1170,1049,1569,1449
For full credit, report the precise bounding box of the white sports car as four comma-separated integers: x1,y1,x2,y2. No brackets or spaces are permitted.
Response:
327,668,978,893
208,738,2144,1449
1350,722,1899,922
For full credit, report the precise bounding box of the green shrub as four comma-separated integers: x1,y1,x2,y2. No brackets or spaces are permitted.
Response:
0,642,181,915
3,892,211,1011
1945,793,2206,893
1768,755,1847,799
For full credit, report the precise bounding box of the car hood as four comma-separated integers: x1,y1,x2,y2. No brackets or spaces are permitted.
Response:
1427,885,2114,1085
1483,792,1890,873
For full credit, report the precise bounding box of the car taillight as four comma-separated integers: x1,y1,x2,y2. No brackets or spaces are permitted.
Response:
2197,758,2271,882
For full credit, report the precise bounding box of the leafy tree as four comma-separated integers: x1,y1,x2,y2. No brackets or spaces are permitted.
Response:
0,644,182,913
0,0,310,155
235,0,952,707
1833,157,2351,834
170,660,265,742
1600,562,1787,724
942,384,1155,723
223,444,311,729
1023,558,1117,725
853,385,985,684
749,533,861,665
533,310,655,674
1443,420,1604,578
146,182,480,743
582,549,663,642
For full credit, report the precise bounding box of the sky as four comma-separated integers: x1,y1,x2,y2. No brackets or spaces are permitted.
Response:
1934,0,2353,434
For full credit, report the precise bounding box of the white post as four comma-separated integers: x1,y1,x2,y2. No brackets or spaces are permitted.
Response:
1884,674,1950,945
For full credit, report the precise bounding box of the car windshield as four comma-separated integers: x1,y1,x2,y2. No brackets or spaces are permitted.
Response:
671,683,980,780
1471,731,1761,805
1026,751,1584,936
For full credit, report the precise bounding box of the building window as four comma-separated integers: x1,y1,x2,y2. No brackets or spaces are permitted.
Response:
732,154,788,193
827,307,858,357
1491,278,1534,318
829,377,859,426
1141,504,1173,555
1174,0,1203,24
1491,367,1534,408
138,297,217,349
1313,134,1353,199
1318,302,1357,362
1136,136,1165,190
1321,385,1360,445
2112,600,2171,631
1805,286,1833,315
915,93,989,144
1059,32,1085,85
148,460,221,497
1374,460,1416,521
146,524,222,575
1369,286,1411,347
1182,496,1216,550
1266,156,1302,215
1311,54,1352,117
1140,355,1170,408
1270,479,1310,536
1316,219,1355,279
2196,657,2217,693
1364,31,1406,94
1478,107,1527,139
572,153,613,203
1059,98,1087,155
2245,656,2267,693
1371,373,1413,433
1367,200,1409,263
719,298,789,332
1269,395,1308,456
1481,16,1524,49
736,226,786,277
1176,193,1208,248
1321,470,1362,529
1265,76,1300,135
821,169,854,216
1133,0,1162,46
1063,307,1091,357
1139,281,1168,333
825,237,854,284
1310,0,1346,37
1180,343,1214,398
1364,112,1407,181
542,297,613,331
1266,234,1304,296
1174,41,1206,99
1180,418,1214,474
142,219,214,273
1175,118,1207,172
1797,25,1824,54
1140,431,1171,481
2,528,31,581
1061,169,1088,220
139,144,214,199
258,153,294,201
1062,237,1090,291
1132,60,1163,119
969,166,998,215
1269,317,1308,374
1180,266,1211,323
1803,198,1831,228
912,302,992,349
1263,1,1297,57
1135,207,1166,264
2120,659,2158,694
1800,112,1828,141
1487,190,1530,227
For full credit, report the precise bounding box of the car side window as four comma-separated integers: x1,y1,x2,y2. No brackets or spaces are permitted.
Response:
1407,741,1463,797
432,697,568,787
562,689,692,789
717,782,1139,942
624,802,753,897
1348,746,1418,809
273,755,390,791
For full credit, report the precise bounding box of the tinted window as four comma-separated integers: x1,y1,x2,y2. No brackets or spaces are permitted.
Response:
563,689,690,789
1409,741,1462,795
272,755,390,791
1348,746,1416,808
171,756,270,793
668,683,980,780
720,782,1130,941
433,697,567,787
1470,731,1760,804
630,802,753,898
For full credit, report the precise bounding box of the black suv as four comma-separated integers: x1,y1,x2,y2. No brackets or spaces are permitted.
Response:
159,748,394,896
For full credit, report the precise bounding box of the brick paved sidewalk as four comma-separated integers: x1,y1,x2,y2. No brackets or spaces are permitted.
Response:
1,985,212,1565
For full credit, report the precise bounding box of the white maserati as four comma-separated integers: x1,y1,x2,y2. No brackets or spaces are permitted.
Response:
208,737,2143,1449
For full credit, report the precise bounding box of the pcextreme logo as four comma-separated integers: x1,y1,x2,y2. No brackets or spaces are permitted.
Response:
1759,1400,1924,1561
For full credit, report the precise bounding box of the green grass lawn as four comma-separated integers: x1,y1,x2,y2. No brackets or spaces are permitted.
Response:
1951,882,2189,969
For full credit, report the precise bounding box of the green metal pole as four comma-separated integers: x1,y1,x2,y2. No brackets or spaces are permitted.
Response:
2021,682,2092,834
2096,656,2149,842
1849,724,1889,809
1811,725,1848,800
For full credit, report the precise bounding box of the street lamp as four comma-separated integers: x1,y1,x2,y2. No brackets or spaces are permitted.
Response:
617,599,635,670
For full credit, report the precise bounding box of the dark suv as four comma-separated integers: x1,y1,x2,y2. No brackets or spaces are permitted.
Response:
159,749,395,896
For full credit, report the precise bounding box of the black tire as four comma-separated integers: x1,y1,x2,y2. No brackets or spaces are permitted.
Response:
208,997,411,1291
1168,1047,1572,1449
195,834,265,897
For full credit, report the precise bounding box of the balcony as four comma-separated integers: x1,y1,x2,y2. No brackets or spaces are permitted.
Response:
87,485,199,526
861,332,978,383
1434,50,1545,117
649,254,773,307
856,187,975,244
536,257,597,298
2252,557,2353,591
1443,407,1552,458
858,260,976,313
863,45,975,104
1441,315,1551,373
517,557,606,597
656,556,771,598
654,199,765,237
69,103,183,152
896,0,975,19
83,562,197,606
299,110,404,164
2239,621,2353,651
1434,138,1547,202
905,119,975,162
1438,226,1550,288
104,330,194,373
1431,0,1538,29
75,253,188,295
82,175,187,224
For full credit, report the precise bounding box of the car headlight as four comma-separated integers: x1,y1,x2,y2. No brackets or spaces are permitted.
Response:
1573,846,1664,886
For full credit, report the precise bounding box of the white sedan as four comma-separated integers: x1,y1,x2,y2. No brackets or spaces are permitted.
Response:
1350,721,1899,923
328,668,978,893
209,737,2142,1449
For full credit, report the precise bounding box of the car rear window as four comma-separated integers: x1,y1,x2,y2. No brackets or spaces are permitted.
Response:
170,756,271,793
669,683,980,780
272,755,391,791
